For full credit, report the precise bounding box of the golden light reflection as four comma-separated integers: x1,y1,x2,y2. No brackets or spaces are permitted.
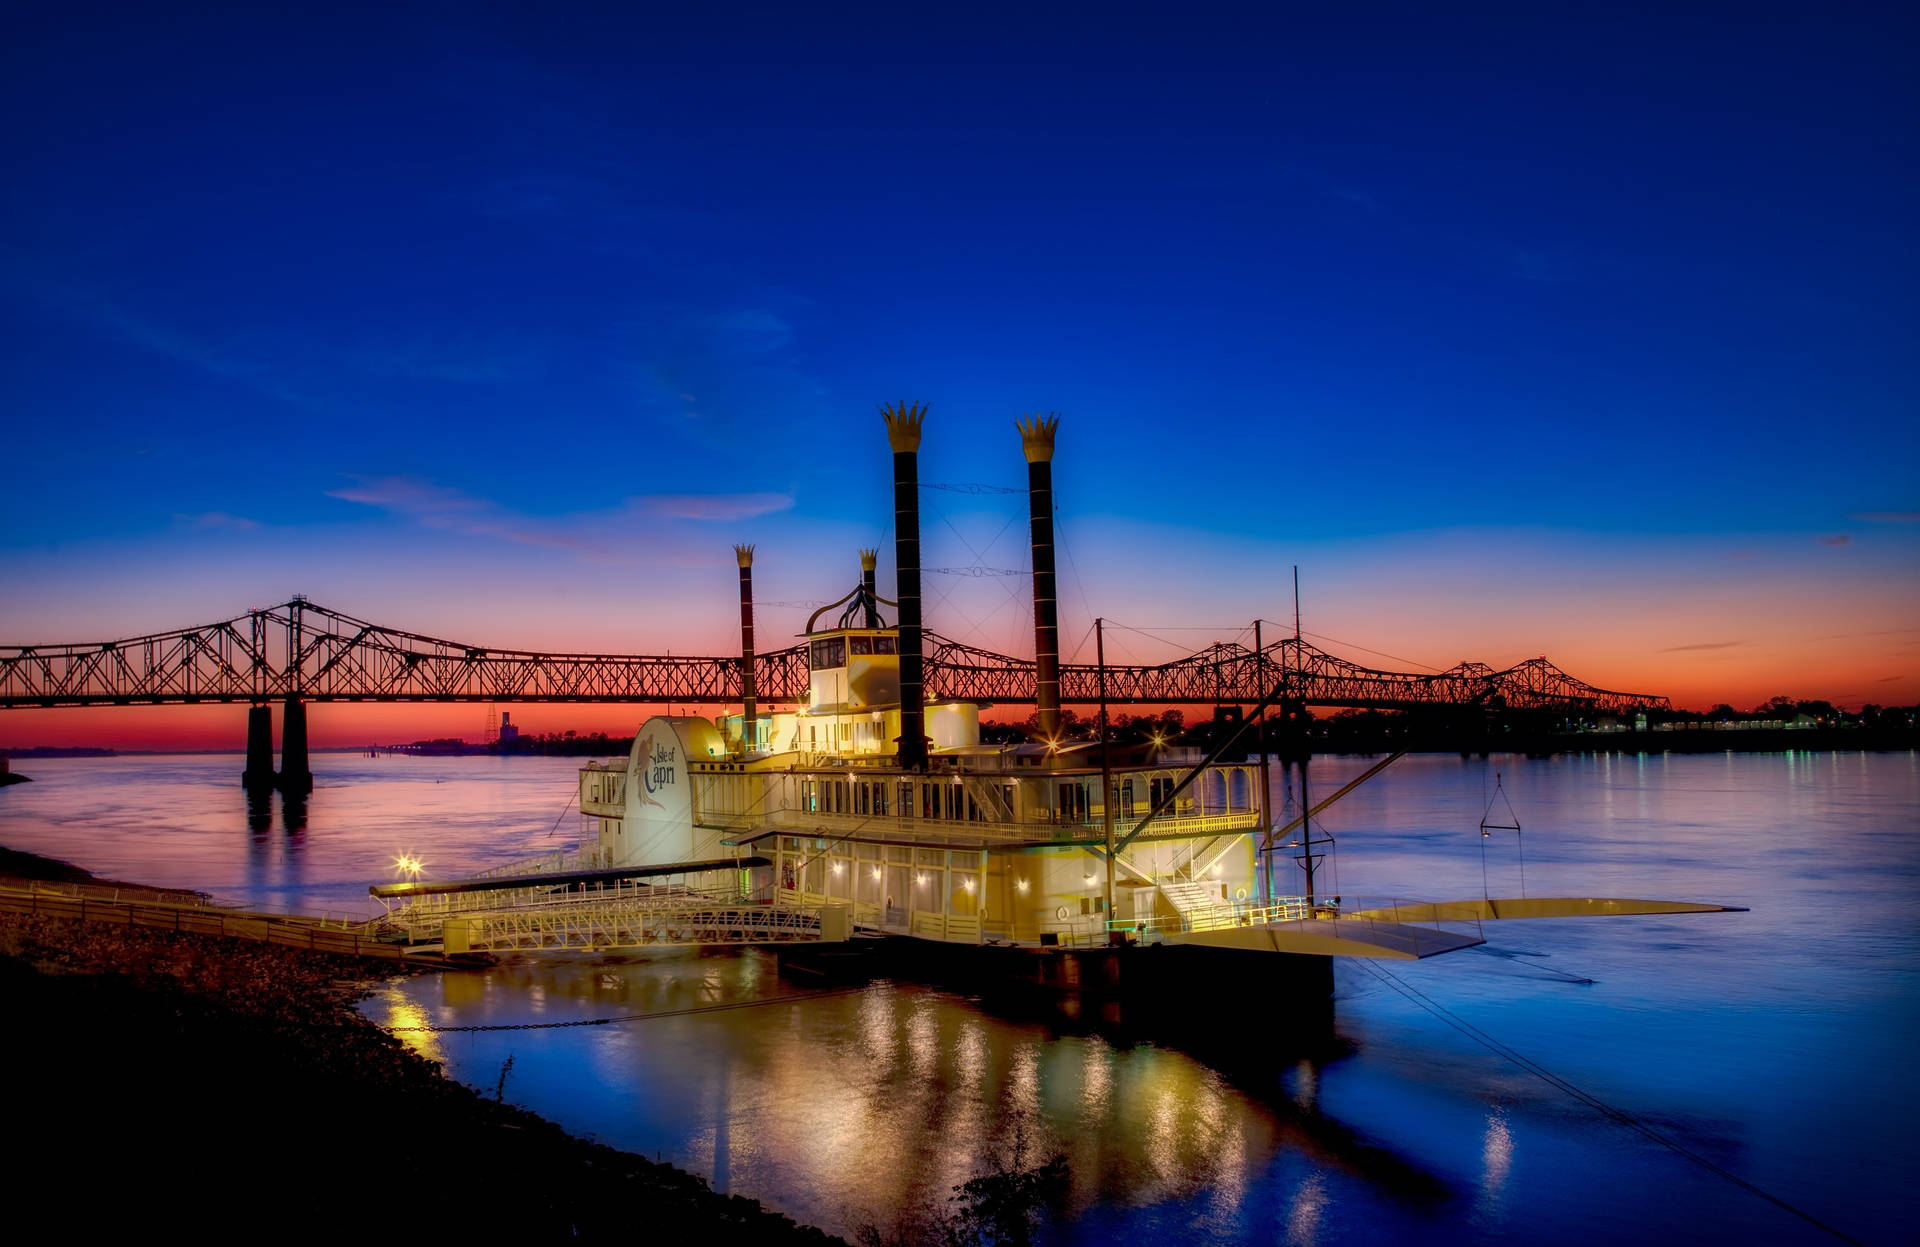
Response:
955,1018,985,1092
1008,1044,1040,1121
906,1001,937,1081
1147,1080,1182,1184
381,987,442,1062
1080,1044,1111,1115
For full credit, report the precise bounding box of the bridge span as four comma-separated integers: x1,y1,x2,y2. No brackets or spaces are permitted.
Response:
0,597,1667,715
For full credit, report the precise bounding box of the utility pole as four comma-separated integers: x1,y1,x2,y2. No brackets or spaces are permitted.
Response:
1097,618,1116,930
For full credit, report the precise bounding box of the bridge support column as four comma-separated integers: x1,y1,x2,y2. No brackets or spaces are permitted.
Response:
242,704,275,790
278,696,313,795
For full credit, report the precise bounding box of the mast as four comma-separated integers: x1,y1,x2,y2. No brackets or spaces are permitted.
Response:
1292,570,1318,905
1097,617,1115,925
1255,618,1273,906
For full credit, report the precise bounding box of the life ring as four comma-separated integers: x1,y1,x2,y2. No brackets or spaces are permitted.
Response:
1054,905,1071,921
1233,887,1248,902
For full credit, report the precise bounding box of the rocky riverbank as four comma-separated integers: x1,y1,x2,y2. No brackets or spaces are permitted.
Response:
0,848,841,1243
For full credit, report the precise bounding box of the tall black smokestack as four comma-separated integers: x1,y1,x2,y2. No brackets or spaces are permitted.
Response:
882,402,928,770
1019,413,1062,740
735,544,757,751
859,548,880,627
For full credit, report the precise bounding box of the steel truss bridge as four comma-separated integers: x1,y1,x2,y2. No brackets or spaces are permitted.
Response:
0,598,1668,715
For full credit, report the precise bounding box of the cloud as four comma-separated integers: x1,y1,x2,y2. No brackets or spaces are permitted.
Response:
1815,534,1852,547
328,475,596,552
1851,511,1920,523
171,511,259,531
1660,640,1745,652
328,476,796,556
633,493,793,522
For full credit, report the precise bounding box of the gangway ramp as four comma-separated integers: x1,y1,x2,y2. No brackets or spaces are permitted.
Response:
441,897,847,954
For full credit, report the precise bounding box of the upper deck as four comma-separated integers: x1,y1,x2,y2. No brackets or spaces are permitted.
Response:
683,751,1265,850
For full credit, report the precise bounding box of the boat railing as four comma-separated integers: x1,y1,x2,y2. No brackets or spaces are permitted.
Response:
381,878,748,933
698,804,1261,843
0,876,214,909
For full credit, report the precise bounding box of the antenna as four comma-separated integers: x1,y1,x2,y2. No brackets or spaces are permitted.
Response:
1293,565,1301,641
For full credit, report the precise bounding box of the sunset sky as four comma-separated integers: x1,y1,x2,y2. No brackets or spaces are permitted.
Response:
3,3,1915,749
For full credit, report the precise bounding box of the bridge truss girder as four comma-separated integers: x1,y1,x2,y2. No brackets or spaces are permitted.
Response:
0,599,1668,715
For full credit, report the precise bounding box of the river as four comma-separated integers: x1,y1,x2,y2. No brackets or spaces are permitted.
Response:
2,749,1913,1244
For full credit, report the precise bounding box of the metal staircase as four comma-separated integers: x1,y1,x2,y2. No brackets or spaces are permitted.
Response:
1157,878,1233,928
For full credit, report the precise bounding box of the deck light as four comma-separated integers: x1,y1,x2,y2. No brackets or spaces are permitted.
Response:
916,873,928,885
962,879,975,893
831,862,844,875
1015,878,1030,894
871,866,883,881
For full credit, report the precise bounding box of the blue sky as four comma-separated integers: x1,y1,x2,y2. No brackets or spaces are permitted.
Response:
2,2,1915,728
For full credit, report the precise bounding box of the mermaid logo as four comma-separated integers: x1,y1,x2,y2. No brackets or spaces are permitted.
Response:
632,731,665,810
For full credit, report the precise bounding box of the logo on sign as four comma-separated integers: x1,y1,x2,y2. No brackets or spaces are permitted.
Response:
632,732,674,810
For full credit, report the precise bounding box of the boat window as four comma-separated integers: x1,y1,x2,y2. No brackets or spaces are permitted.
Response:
849,636,874,655
872,635,897,655
810,637,846,669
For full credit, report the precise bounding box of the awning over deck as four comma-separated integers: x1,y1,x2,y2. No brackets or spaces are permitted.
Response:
1342,897,1748,923
1166,918,1486,960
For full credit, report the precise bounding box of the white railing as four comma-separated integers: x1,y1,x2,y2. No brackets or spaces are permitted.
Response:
383,878,748,939
698,804,1260,843
452,899,823,953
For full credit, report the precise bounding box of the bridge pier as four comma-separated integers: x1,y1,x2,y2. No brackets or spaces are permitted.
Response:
278,696,313,796
241,704,276,790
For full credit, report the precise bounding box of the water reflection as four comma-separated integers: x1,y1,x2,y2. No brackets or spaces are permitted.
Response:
1285,1172,1327,1246
366,951,1458,1241
1478,1108,1513,1215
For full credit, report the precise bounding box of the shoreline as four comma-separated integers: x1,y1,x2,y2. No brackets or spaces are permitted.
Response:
0,843,841,1243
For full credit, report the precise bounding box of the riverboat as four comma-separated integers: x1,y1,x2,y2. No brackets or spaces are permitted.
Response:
372,405,1738,967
